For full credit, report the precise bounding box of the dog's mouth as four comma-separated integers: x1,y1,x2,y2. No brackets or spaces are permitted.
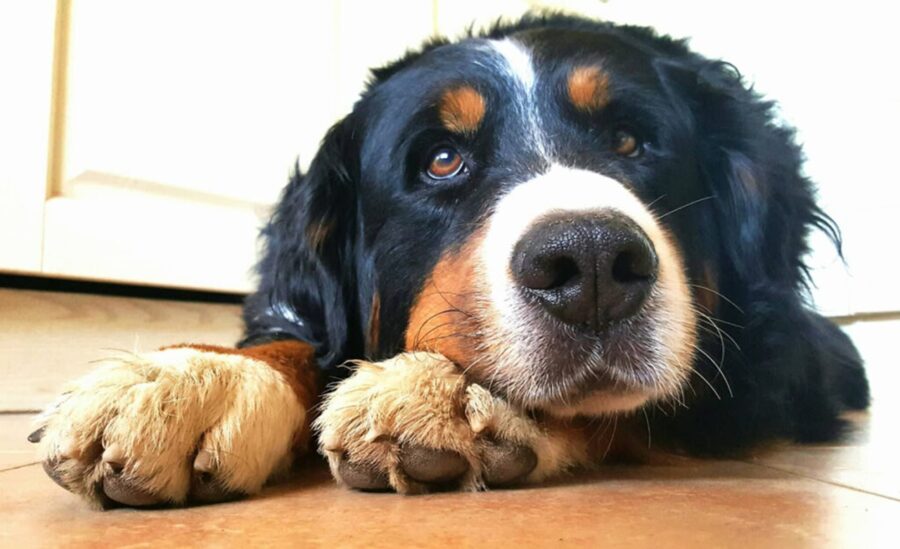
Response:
462,289,680,413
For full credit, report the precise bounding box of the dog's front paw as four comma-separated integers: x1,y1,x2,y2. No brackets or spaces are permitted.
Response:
31,347,305,508
315,352,584,494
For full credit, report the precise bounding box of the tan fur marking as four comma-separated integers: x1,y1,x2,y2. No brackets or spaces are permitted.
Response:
404,230,485,366
439,86,486,136
567,66,610,112
367,292,381,356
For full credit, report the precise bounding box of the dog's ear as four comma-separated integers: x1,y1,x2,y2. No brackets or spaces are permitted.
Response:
690,61,840,289
240,116,369,369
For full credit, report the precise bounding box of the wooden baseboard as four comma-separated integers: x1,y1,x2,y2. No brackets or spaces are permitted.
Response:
0,288,243,411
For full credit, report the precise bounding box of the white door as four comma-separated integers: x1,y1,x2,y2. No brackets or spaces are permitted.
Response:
0,2,56,274
2,0,435,293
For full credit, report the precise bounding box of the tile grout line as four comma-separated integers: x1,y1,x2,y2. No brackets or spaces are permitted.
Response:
741,459,900,503
0,410,41,414
0,461,40,474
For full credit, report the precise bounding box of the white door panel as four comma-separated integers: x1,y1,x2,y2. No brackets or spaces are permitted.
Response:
42,192,264,293
0,2,56,274
42,1,443,292
63,1,341,206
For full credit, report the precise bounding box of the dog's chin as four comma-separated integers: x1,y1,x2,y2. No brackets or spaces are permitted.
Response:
539,390,652,418
482,352,664,418
484,324,674,416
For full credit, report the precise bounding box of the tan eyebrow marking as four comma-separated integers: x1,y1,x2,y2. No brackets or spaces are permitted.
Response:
567,66,611,112
438,85,486,135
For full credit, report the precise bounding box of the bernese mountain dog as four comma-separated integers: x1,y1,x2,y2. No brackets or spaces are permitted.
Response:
33,14,869,507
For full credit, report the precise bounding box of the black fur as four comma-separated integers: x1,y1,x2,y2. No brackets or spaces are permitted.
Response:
240,14,868,454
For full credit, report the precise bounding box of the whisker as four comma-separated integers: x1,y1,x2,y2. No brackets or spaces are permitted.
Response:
688,283,745,314
600,416,619,462
411,304,473,349
416,331,480,348
431,280,474,317
695,309,727,366
642,407,652,448
698,313,744,329
460,354,487,377
646,193,668,210
417,290,480,301
691,366,722,400
693,342,734,398
414,313,470,348
695,313,742,353
587,416,613,447
657,195,714,220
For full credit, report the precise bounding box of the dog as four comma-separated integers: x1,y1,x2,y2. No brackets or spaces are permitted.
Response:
32,14,869,507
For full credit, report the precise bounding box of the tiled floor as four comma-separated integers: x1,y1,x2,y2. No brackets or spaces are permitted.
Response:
1,318,897,548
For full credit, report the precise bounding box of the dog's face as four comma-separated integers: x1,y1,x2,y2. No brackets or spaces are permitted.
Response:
249,17,829,419
361,29,704,416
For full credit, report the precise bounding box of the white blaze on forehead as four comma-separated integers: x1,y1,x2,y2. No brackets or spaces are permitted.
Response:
488,38,536,89
484,37,547,157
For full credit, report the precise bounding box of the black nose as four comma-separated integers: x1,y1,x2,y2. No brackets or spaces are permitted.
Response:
511,213,658,330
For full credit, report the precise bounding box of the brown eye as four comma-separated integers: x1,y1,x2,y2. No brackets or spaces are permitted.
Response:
613,129,641,157
426,147,465,180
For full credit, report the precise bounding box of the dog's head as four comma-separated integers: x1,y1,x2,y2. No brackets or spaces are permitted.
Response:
245,15,835,417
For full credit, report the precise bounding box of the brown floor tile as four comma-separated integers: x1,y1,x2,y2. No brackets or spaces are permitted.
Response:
0,414,37,471
1,459,896,548
0,289,243,411
744,425,900,501
2,300,896,547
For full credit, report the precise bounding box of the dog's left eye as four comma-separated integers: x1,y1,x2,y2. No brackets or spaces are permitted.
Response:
425,147,466,180
613,129,642,158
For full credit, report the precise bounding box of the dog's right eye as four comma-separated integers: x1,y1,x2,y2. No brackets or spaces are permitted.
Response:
425,147,466,181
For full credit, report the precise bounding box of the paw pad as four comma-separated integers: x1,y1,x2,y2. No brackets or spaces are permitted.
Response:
481,440,538,486
400,445,469,484
338,458,391,491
